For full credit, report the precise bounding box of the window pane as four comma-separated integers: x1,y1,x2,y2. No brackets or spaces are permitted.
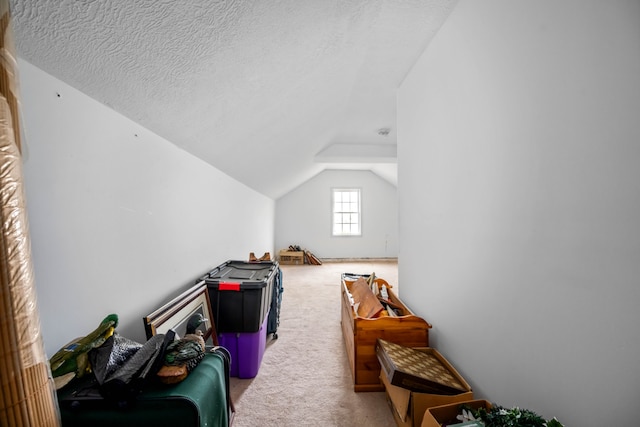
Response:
332,188,361,236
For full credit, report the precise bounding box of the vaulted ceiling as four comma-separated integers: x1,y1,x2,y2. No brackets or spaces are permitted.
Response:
10,0,456,199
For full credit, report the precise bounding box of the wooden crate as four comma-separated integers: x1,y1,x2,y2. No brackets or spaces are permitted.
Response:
278,250,304,265
341,274,432,392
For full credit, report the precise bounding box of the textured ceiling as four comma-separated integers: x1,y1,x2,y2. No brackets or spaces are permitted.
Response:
10,0,457,199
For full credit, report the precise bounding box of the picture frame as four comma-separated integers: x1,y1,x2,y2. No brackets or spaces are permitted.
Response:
143,282,217,345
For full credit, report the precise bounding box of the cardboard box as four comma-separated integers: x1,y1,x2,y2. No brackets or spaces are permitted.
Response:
421,399,492,427
278,250,304,265
381,373,474,427
378,345,474,427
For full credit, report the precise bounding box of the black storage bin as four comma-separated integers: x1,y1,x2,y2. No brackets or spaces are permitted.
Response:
204,260,278,333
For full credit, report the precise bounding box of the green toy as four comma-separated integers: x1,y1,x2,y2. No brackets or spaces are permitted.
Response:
49,314,118,388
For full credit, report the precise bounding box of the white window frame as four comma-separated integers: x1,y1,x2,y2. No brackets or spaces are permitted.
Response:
331,188,361,236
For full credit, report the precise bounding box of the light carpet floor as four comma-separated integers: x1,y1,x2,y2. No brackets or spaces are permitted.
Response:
229,260,398,427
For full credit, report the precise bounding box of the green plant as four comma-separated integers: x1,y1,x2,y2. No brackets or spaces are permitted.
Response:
461,404,564,427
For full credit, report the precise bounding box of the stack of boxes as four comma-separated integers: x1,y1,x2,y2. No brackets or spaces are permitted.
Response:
204,260,279,378
375,339,475,427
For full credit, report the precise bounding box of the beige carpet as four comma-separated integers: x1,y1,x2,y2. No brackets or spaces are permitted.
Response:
229,261,398,427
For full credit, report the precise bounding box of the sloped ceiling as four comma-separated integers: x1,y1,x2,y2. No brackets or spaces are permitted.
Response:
10,0,456,199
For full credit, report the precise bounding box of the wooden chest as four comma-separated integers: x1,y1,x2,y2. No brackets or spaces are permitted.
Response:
340,274,431,392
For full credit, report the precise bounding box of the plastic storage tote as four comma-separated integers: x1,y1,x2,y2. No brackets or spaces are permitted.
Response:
218,314,268,379
203,260,278,333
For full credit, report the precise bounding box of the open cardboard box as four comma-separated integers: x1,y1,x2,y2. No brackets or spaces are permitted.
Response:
421,399,492,427
381,373,474,427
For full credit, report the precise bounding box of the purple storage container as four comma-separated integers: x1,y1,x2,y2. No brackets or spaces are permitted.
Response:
218,313,268,378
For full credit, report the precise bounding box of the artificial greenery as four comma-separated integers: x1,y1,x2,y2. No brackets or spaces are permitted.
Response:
459,404,564,427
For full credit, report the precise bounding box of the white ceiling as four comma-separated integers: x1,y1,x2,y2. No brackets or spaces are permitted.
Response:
10,0,456,199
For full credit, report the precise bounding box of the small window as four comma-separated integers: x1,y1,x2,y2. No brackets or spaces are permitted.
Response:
332,188,361,236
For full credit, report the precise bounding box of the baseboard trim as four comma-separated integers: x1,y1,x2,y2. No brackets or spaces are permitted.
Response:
319,258,398,263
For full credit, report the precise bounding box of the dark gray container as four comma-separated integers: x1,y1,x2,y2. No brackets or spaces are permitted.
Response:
204,260,278,333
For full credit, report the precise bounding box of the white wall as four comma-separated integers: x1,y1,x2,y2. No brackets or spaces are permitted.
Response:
398,1,640,425
275,169,397,259
19,60,275,356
